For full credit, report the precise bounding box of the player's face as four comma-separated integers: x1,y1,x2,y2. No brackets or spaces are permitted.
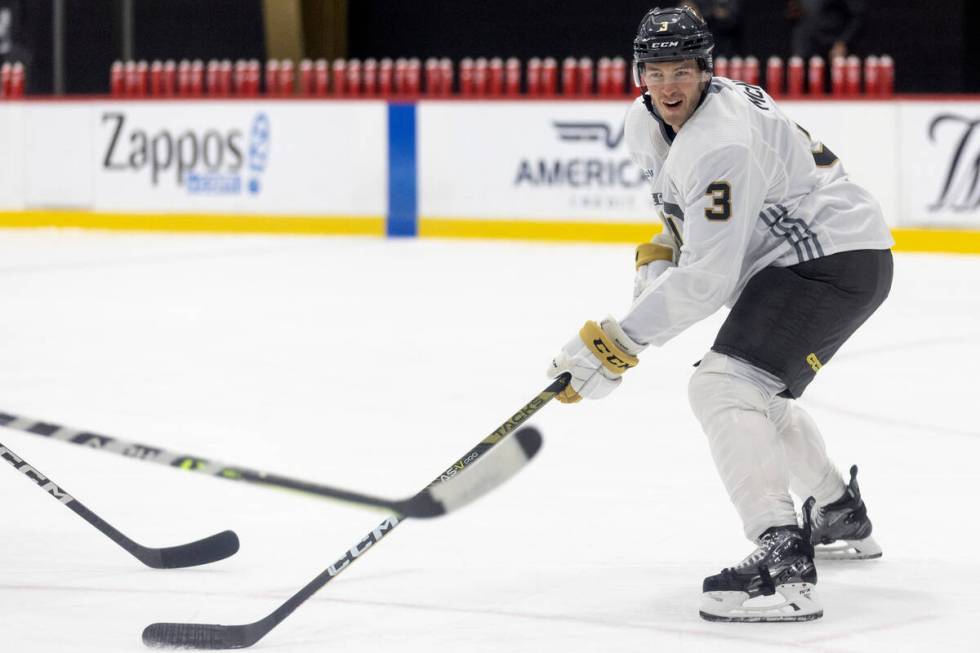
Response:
642,60,708,130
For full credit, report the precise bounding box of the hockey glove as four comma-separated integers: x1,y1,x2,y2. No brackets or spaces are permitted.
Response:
633,241,675,300
547,317,644,403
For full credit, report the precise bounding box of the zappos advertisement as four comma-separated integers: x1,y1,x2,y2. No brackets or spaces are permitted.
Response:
92,102,387,216
98,109,266,196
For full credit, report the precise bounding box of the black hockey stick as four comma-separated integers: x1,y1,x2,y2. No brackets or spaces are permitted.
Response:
142,375,567,649
0,440,239,569
1,410,481,518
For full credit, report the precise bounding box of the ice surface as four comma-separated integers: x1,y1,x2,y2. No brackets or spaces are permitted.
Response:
1,229,978,652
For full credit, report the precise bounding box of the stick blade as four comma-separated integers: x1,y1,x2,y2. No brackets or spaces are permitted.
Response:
142,622,255,649
150,530,240,569
402,426,543,518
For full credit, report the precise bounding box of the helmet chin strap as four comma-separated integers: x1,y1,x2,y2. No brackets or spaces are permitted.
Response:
696,76,712,107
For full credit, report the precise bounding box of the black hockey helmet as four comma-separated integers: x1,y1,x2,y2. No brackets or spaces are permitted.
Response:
633,5,714,86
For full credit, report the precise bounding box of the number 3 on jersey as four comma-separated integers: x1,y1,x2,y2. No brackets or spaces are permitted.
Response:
704,181,732,221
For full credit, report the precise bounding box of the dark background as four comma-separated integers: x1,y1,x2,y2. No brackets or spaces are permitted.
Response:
2,0,976,95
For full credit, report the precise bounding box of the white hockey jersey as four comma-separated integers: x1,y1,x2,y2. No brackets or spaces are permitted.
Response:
620,77,894,347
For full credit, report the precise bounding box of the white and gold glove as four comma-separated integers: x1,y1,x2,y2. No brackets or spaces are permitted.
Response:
547,317,645,403
633,240,676,300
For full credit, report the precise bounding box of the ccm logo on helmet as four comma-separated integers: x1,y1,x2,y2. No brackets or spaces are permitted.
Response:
650,41,680,48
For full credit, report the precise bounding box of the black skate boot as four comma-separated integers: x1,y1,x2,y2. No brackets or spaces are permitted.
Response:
812,465,882,560
700,498,822,622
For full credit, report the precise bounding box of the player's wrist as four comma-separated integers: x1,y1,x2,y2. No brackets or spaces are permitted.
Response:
598,316,646,359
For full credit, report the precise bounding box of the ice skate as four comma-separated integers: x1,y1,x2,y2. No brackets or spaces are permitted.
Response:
700,498,822,622
812,465,882,560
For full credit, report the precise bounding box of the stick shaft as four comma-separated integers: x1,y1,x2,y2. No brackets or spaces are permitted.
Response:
0,411,400,512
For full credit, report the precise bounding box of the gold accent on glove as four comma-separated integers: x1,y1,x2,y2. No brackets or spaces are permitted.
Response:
579,320,639,375
557,386,583,404
635,242,675,269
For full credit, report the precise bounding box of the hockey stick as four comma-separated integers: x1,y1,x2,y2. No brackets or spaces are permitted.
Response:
0,440,239,569
1,410,487,518
142,374,567,649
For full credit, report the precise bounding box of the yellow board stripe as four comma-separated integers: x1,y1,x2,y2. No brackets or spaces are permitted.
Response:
0,210,385,236
890,228,980,255
2,211,980,255
419,217,661,243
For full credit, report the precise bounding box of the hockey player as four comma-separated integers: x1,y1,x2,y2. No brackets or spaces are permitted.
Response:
548,5,893,622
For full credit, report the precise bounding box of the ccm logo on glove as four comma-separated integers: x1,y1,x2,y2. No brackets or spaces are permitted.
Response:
583,321,638,373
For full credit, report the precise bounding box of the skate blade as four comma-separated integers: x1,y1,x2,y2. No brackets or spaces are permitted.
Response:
699,583,822,623
815,536,882,560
